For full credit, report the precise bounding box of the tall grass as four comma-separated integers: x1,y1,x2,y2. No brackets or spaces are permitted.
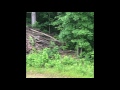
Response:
26,48,94,78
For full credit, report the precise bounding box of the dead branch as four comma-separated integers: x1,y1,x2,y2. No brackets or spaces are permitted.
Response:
26,27,62,54
27,27,59,42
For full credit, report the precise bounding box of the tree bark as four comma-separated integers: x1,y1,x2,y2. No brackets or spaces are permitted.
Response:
31,12,36,25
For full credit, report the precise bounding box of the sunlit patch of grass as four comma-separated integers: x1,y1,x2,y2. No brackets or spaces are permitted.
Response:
26,48,94,78
26,65,94,78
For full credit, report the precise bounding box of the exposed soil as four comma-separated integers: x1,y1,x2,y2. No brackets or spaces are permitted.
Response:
26,72,48,78
26,72,69,78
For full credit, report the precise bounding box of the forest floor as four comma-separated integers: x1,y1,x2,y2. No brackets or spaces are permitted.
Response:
26,72,47,78
26,72,69,78
26,67,72,78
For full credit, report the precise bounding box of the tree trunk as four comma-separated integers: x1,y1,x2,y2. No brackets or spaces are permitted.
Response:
76,45,82,58
76,45,79,57
31,12,36,25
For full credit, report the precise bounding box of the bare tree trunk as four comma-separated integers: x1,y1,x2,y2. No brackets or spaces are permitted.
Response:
76,45,79,57
76,45,82,59
80,48,82,55
31,12,36,25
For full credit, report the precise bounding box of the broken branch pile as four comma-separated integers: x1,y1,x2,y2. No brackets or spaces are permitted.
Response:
26,27,62,54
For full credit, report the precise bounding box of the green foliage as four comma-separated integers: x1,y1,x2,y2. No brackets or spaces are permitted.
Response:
26,18,31,24
26,12,58,33
31,21,41,28
36,12,57,33
26,53,41,67
52,12,94,59
26,48,49,68
60,45,68,50
26,48,94,78
26,12,94,78
29,36,34,46
85,50,94,61
61,56,76,65
26,13,94,57
48,41,60,59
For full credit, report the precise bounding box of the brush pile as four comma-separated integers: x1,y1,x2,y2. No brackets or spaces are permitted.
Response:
26,27,62,54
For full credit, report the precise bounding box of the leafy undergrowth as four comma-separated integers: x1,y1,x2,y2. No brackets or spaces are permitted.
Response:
26,48,94,78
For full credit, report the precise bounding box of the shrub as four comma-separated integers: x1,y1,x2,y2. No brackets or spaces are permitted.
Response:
61,56,76,65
